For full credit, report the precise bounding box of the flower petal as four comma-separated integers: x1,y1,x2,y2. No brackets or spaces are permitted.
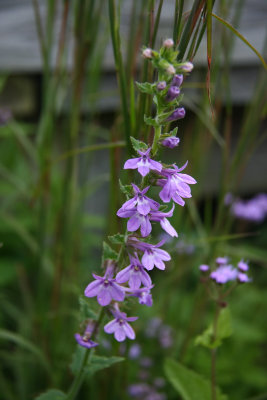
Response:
84,280,102,297
160,218,178,237
123,322,136,340
124,158,140,170
116,265,131,284
104,319,117,334
97,287,112,306
109,283,125,301
114,326,126,342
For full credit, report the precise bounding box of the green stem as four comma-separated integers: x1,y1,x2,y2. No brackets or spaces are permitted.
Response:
152,125,161,155
211,305,221,400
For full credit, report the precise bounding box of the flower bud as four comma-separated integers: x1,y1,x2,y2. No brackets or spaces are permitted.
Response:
157,81,167,91
180,62,194,72
163,38,174,48
166,107,185,122
172,74,183,87
161,136,180,149
166,64,176,75
165,86,180,102
142,48,153,59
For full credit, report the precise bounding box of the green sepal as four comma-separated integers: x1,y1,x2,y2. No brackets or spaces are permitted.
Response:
119,180,133,197
130,136,148,152
102,241,118,261
108,233,125,245
144,115,159,127
135,81,155,95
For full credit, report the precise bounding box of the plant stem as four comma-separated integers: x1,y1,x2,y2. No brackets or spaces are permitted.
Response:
211,305,221,400
152,125,161,155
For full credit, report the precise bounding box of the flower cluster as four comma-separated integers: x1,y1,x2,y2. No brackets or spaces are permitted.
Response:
75,40,196,345
199,257,252,284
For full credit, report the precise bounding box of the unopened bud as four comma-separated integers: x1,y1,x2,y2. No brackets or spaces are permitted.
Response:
166,64,176,75
163,38,174,48
180,62,194,72
142,48,153,59
157,81,167,91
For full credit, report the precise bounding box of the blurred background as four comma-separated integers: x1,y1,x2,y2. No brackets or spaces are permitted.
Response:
0,1,266,399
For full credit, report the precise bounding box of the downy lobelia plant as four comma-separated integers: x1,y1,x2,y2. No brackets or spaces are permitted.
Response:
75,38,196,349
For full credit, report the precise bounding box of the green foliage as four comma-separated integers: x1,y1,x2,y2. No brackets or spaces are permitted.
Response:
135,81,155,95
143,115,159,127
195,308,233,349
71,346,124,376
164,358,227,400
79,297,98,320
119,180,133,197
35,390,66,400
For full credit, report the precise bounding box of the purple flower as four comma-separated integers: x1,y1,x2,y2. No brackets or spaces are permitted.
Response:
161,136,180,148
210,265,238,284
166,107,185,122
118,184,159,216
172,74,183,87
237,272,251,283
216,256,228,265
157,81,166,91
117,208,152,237
104,305,138,342
199,264,209,272
230,194,267,223
74,323,98,349
128,237,171,271
124,148,162,177
84,266,125,306
165,86,180,102
116,254,152,289
159,325,173,348
129,343,141,359
125,285,154,307
128,383,151,397
157,162,196,206
180,62,194,72
150,205,178,237
238,260,249,271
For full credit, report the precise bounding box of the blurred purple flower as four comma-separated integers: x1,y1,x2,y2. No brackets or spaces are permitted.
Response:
172,74,183,87
145,317,162,338
165,86,180,102
128,383,151,397
238,260,249,271
157,81,166,91
0,108,12,126
129,343,141,359
230,194,267,223
124,148,162,177
199,264,209,272
159,325,173,348
104,304,138,342
210,265,238,284
140,357,153,368
237,272,251,283
119,183,159,216
216,256,228,265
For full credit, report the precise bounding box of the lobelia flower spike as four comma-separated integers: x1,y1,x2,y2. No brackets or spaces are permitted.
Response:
84,261,125,306
124,147,162,177
118,183,159,216
74,322,99,349
104,303,138,342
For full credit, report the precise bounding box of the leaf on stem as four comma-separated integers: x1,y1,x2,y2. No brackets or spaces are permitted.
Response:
35,389,66,400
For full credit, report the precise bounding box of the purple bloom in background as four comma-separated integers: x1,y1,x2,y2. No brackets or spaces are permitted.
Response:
129,343,141,359
150,205,178,237
145,317,162,338
230,194,267,223
119,183,159,216
116,254,152,289
0,108,12,126
104,305,138,342
153,378,166,389
140,357,153,368
124,148,162,177
128,383,151,397
216,256,228,265
74,323,98,349
159,325,173,348
117,208,152,237
161,136,180,148
237,272,251,283
84,265,124,306
166,107,185,122
199,264,209,272
238,260,249,271
145,391,167,400
172,74,183,87
157,162,196,206
180,61,194,72
157,81,166,91
125,285,154,307
165,86,180,102
210,265,238,284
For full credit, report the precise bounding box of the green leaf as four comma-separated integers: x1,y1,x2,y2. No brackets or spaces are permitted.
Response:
130,136,148,152
144,115,159,127
71,346,124,376
79,296,97,320
195,309,232,349
164,358,227,400
135,81,154,95
102,241,118,261
35,389,66,400
0,258,17,286
108,233,125,245
119,180,133,197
